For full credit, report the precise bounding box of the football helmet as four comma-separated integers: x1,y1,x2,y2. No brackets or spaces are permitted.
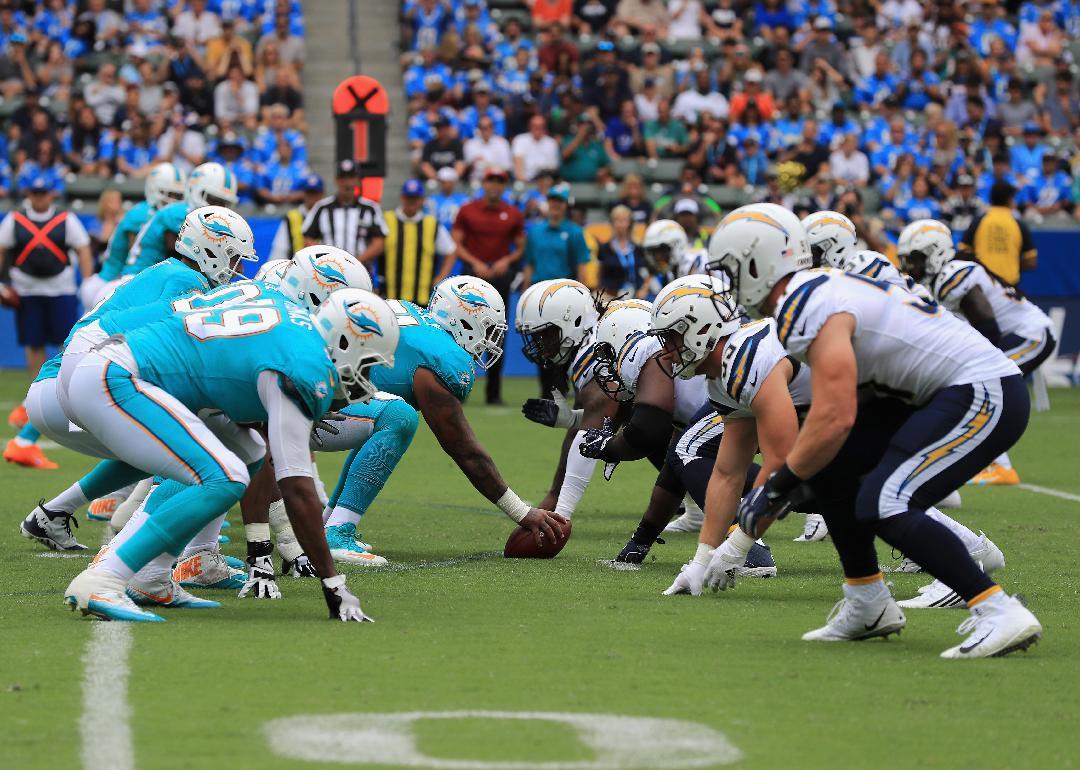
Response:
707,203,812,314
642,219,689,274
592,300,653,401
650,274,740,380
253,258,292,287
315,288,400,405
516,279,596,367
279,245,373,313
897,219,954,284
801,210,858,269
186,162,239,209
144,162,186,209
428,276,507,369
175,206,257,286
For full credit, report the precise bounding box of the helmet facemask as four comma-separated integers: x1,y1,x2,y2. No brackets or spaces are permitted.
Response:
592,340,635,402
520,323,569,367
332,341,392,405
463,314,506,369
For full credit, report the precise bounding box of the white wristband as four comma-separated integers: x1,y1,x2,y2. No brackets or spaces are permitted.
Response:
322,575,346,590
692,542,713,567
497,488,531,523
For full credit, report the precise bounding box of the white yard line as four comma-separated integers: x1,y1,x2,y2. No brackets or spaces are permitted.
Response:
79,622,134,770
1017,483,1080,504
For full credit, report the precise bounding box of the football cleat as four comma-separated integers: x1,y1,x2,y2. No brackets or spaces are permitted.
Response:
734,540,777,578
217,534,230,545
793,513,828,542
969,532,1006,574
64,570,164,622
87,494,125,522
222,554,246,570
282,554,318,577
7,403,28,429
173,549,246,589
126,575,221,609
967,463,1020,486
4,440,58,469
326,523,388,566
898,579,965,609
937,490,962,508
21,501,86,550
802,583,906,642
941,593,1041,659
614,538,651,564
663,498,704,533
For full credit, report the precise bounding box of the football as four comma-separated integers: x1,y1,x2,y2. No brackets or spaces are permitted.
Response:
0,285,19,309
503,519,573,559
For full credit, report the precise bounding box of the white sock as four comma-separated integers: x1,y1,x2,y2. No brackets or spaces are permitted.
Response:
13,436,34,447
994,452,1012,469
311,457,329,506
925,507,982,552
266,499,304,561
44,483,89,514
321,505,332,525
843,578,886,601
111,479,153,529
108,505,150,553
245,522,271,544
326,505,362,528
180,513,227,559
132,552,175,584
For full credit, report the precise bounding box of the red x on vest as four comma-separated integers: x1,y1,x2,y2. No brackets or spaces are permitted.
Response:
13,211,69,267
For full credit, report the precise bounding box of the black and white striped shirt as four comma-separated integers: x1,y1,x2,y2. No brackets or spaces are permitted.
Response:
301,195,388,258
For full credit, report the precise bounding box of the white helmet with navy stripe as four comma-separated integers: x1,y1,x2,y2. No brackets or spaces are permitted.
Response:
253,258,292,287
649,274,740,380
175,206,257,286
515,279,596,367
279,245,373,313
592,299,653,400
186,161,239,209
897,218,954,285
144,162,186,209
315,288,400,405
801,210,857,269
428,276,507,369
642,219,688,273
707,203,812,314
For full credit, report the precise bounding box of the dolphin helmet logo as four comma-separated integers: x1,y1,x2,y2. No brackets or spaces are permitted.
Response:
344,303,384,338
312,256,350,289
198,212,238,242
451,283,491,313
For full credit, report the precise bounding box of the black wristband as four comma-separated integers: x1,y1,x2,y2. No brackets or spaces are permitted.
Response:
769,464,802,496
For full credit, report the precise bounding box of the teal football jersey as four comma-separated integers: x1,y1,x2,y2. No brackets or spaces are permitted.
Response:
122,201,188,276
99,201,154,281
34,258,210,383
371,300,475,407
122,281,336,423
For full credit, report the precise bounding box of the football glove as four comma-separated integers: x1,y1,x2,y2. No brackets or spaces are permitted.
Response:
238,553,282,599
281,553,318,577
703,542,745,592
522,389,578,429
321,576,374,623
579,417,616,460
310,411,345,448
614,537,651,564
663,559,706,596
736,465,803,537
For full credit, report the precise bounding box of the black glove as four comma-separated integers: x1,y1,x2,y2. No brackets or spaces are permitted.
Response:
238,540,282,599
736,465,804,537
522,398,560,427
579,417,617,460
311,411,345,448
281,553,318,577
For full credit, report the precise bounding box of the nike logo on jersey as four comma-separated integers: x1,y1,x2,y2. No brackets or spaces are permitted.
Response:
864,607,888,631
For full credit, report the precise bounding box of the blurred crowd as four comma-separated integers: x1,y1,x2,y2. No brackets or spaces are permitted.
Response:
0,0,310,206
401,0,1080,245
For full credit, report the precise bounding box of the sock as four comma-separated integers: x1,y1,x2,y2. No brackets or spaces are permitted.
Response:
132,551,176,584
44,483,89,514
925,507,982,552
692,542,712,567
108,505,149,553
15,422,40,445
311,457,329,506
112,479,154,529
268,499,303,561
631,519,663,546
843,573,887,601
180,513,228,559
322,505,332,525
968,585,1004,608
994,452,1012,469
76,460,148,504
326,505,362,528
876,510,996,602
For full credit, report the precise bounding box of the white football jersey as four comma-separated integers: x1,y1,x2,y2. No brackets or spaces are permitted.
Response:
569,327,599,393
847,250,933,302
933,259,1053,341
616,332,708,426
707,318,812,419
775,269,1019,405
677,247,711,278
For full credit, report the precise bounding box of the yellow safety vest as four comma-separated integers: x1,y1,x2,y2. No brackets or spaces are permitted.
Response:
383,211,438,304
285,209,305,257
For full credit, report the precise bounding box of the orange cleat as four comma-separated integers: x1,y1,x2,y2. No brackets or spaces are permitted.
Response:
4,439,59,470
7,403,28,430
967,463,1020,486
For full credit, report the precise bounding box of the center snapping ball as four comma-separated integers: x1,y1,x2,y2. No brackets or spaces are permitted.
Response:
503,519,572,559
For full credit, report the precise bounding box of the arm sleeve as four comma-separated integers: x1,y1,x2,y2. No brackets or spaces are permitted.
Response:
599,402,674,462
257,370,315,481
555,431,598,517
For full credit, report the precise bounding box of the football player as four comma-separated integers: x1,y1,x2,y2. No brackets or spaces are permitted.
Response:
899,218,1056,487
706,202,1040,658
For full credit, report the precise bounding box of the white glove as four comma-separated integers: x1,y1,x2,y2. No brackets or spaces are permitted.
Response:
703,543,744,592
662,559,706,596
321,576,375,623
78,274,103,309
237,555,282,599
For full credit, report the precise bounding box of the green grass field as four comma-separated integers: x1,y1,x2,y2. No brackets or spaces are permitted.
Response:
1,372,1078,770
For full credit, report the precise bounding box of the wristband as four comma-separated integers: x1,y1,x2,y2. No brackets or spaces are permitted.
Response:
769,464,802,497
321,575,346,590
244,522,271,542
497,488,531,523
692,542,713,567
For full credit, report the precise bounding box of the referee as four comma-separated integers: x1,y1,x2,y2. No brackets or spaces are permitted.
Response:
302,159,387,265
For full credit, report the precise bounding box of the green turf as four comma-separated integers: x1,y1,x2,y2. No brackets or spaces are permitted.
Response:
1,372,1078,770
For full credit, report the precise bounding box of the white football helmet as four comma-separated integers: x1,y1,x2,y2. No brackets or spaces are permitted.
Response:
428,276,507,369
253,258,292,287
650,274,741,380
802,210,858,269
315,288,400,405
897,219,955,285
144,162,186,209
707,203,812,314
642,219,689,274
279,245,373,313
591,300,653,401
185,162,239,209
516,279,596,367
175,206,257,286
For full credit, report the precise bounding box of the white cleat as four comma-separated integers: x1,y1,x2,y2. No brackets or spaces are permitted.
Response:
172,549,246,590
802,583,906,642
663,498,704,533
126,573,220,609
937,490,962,509
21,501,87,551
64,569,164,622
941,593,1042,659
968,532,1005,574
793,513,828,542
899,579,966,609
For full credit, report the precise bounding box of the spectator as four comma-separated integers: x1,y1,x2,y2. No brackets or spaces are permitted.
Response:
1045,72,1079,137
256,139,309,205
256,10,306,70
114,116,160,177
799,173,837,215
537,21,578,72
1010,123,1047,181
634,77,661,122
260,64,304,125
303,159,387,265
156,111,206,176
998,79,1039,136
90,189,123,257
15,107,59,167
959,181,1036,285
604,99,644,160
518,169,556,221
785,119,829,184
729,68,775,123
512,115,561,182
211,132,256,203
81,0,124,48
614,0,670,35
855,51,900,107
799,16,849,78
894,175,941,222
644,97,690,159
62,105,112,177
559,114,612,182
532,0,573,26
173,0,223,52
126,0,168,51
420,116,466,180
615,173,652,224
1018,153,1073,219
16,139,66,196
207,18,254,80
753,0,794,39
687,114,737,183
941,172,985,233
764,48,809,104
451,166,525,404
574,0,619,34
631,42,674,99
1,31,32,97
849,20,883,80
668,0,712,40
673,68,730,123
270,173,324,261
464,116,514,182
382,179,457,302
404,0,453,53
404,46,450,103
214,64,260,129
458,82,507,139
427,166,470,231
976,153,1019,203
896,49,941,111
889,21,933,75
818,102,860,149
829,134,870,186
969,1,1017,56
597,204,646,298
737,135,770,186
85,63,125,127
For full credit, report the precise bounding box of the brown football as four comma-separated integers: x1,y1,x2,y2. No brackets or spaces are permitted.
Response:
503,519,572,559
